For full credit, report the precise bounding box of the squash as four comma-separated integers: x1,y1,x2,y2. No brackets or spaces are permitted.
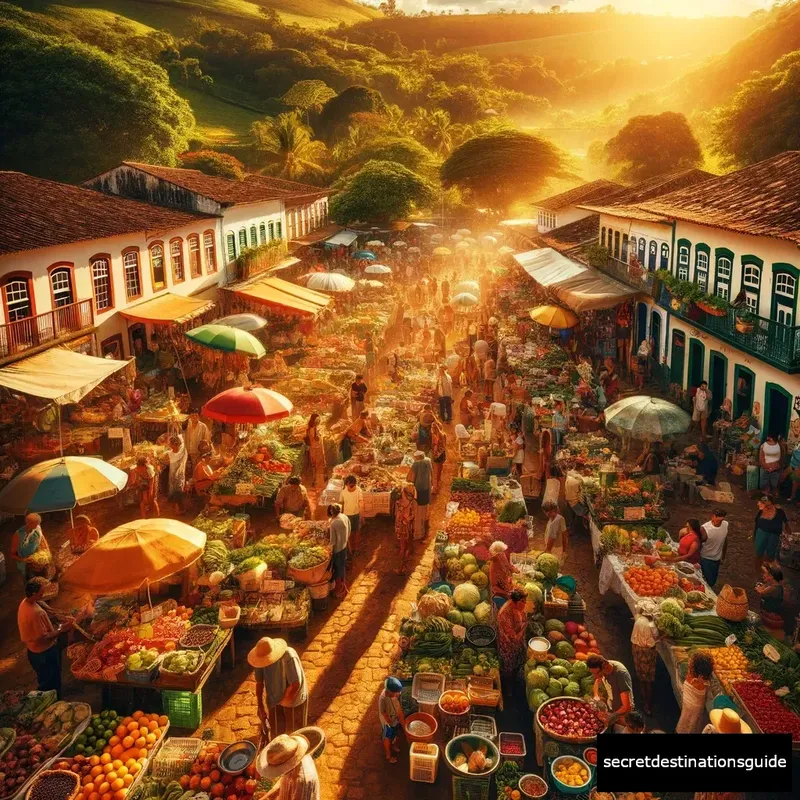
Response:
547,631,564,644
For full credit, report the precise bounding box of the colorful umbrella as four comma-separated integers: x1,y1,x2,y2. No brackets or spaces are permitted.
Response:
451,292,479,310
454,280,479,294
457,228,472,236
186,324,266,358
392,240,407,248
0,457,128,515
604,396,691,442
203,385,293,424
364,264,392,275
305,272,356,293
215,313,268,332
455,241,471,251
366,240,384,248
60,519,206,594
353,250,377,261
498,245,515,255
450,234,464,242
357,280,388,290
529,304,579,329
433,247,452,256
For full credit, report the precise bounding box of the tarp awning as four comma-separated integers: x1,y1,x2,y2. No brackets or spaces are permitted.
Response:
514,248,637,311
120,292,216,325
0,349,132,405
324,230,359,247
259,278,330,308
234,280,327,315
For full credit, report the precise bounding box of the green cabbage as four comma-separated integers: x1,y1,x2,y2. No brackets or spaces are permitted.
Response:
470,571,489,589
536,552,560,580
554,641,575,660
549,666,569,679
660,599,685,622
461,612,477,628
447,609,464,625
528,689,549,710
655,612,684,637
564,681,581,697
546,679,563,698
453,583,481,611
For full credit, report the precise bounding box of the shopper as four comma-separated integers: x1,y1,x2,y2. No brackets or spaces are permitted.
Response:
275,477,312,520
350,374,368,421
496,589,528,679
661,519,703,565
542,502,568,556
129,457,159,518
430,421,447,493
304,413,327,488
692,380,712,439
378,677,406,764
408,450,432,539
328,504,350,598
257,733,320,800
10,513,51,580
587,655,634,724
755,564,785,621
192,452,224,495
511,423,525,478
752,495,791,568
783,439,800,503
68,514,99,555
759,433,783,496
436,364,453,423
488,541,519,610
18,578,71,697
416,404,436,453
394,484,416,575
184,409,211,472
163,435,187,513
700,510,729,587
341,475,364,554
630,605,658,716
564,468,589,537
676,652,713,733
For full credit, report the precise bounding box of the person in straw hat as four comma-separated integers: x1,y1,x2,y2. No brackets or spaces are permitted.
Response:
487,541,519,612
250,637,308,739
257,733,319,800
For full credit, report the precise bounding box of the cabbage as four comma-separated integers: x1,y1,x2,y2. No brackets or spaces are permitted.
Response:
536,552,560,580
554,641,575,659
453,583,481,611
549,665,569,679
524,582,543,606
545,619,565,633
571,661,589,678
526,667,550,691
528,689,549,711
564,681,581,697
660,599,685,622
546,679,563,698
443,545,460,561
460,553,477,567
550,658,571,671
461,612,477,628
473,601,492,624
580,676,596,695
470,571,489,589
447,609,464,625
463,564,478,578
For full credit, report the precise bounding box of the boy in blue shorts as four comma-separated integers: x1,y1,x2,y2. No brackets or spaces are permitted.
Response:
378,677,406,763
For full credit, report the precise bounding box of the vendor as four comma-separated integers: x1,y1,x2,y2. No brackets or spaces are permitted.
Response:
660,519,703,565
162,435,188,513
684,442,719,486
340,410,373,462
350,374,368,421
409,450,433,540
416,404,436,453
68,514,99,554
551,399,568,450
304,413,327,488
587,654,634,724
755,564,784,626
10,513,51,580
275,477,312,520
129,456,159,518
184,410,211,470
459,389,477,429
496,589,528,679
251,637,309,738
257,733,319,800
18,577,72,697
634,441,665,477
488,540,519,608
193,451,224,495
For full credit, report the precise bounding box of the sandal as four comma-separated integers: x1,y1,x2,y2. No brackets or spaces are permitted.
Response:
386,756,397,764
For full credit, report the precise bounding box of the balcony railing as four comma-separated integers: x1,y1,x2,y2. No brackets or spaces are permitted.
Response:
656,287,800,373
602,256,657,293
0,299,94,362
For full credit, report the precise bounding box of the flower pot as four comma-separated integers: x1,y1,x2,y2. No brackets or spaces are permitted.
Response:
735,318,754,334
696,300,727,317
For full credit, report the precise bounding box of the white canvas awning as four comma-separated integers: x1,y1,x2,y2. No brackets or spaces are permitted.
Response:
324,230,359,247
514,248,637,311
0,349,132,405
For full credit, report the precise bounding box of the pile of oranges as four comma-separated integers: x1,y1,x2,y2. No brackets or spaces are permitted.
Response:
55,711,168,800
623,565,678,597
703,646,754,691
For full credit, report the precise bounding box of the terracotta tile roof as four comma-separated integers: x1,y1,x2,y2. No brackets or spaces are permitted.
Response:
122,162,328,206
533,179,625,211
635,152,800,244
0,171,218,257
537,214,600,260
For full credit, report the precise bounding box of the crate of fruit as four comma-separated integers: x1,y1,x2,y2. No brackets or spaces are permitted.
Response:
123,647,162,684
179,624,219,651
156,650,205,690
498,732,526,766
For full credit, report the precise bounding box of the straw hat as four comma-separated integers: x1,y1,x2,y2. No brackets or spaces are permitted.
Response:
708,708,752,734
256,734,309,778
247,637,288,669
488,541,508,558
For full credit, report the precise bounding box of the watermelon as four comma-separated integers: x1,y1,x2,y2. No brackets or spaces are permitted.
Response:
544,619,566,634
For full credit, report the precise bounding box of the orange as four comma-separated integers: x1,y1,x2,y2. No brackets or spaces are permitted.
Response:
89,793,100,800
101,793,112,800
103,747,111,755
91,767,103,778
158,715,169,727
114,790,127,800
116,767,128,779
122,737,134,749
103,765,114,775
138,749,148,760
100,754,111,766
106,772,117,782
111,780,124,792
125,760,137,771
98,782,110,795
152,728,161,738
164,642,176,652
121,718,132,727
112,761,122,771
132,711,143,721
83,782,95,793
147,720,158,732
89,756,101,767
126,721,139,733
145,734,156,745
122,776,133,788
115,726,127,739
135,738,146,749
128,763,141,775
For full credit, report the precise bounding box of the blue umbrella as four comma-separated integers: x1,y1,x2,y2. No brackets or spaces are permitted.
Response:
353,250,377,261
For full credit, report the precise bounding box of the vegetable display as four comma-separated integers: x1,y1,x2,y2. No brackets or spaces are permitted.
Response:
734,681,800,741
538,699,605,739
623,565,678,597
175,742,258,798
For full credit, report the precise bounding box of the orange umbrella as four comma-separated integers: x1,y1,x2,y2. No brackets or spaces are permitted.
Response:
203,386,293,424
60,519,206,594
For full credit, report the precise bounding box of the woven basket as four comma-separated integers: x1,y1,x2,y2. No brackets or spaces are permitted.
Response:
25,770,80,800
716,585,748,621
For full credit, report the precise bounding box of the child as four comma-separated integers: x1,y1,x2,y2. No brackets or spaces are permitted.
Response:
543,502,568,556
378,677,406,763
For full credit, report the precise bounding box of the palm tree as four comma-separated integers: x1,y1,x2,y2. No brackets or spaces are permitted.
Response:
250,112,327,181
412,109,466,157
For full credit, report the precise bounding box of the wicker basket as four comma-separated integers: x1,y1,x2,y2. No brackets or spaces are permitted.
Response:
157,652,206,690
25,770,80,800
287,554,331,585
716,585,748,621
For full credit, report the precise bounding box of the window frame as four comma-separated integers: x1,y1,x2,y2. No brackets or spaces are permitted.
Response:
628,236,636,262
47,262,75,309
249,225,258,248
149,241,167,292
693,243,710,293
187,234,202,278
714,246,734,300
771,263,799,326
739,254,763,315
621,233,629,262
677,238,691,280
276,220,282,240
613,230,620,259
90,253,114,314
226,232,236,262
121,247,142,301
239,228,248,252
601,227,607,248
259,223,267,246
660,243,670,271
169,237,185,284
204,231,217,273
1,270,36,324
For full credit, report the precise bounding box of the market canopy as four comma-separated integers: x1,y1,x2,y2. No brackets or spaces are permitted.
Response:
604,395,690,442
119,292,216,325
0,349,131,405
514,248,637,312
185,324,266,358
234,276,330,316
324,230,359,248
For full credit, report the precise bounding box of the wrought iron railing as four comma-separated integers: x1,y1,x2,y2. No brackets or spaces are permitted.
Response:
0,299,94,361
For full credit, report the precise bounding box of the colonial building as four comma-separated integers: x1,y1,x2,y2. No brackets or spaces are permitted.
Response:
85,163,332,271
579,152,800,440
0,171,223,365
531,179,624,233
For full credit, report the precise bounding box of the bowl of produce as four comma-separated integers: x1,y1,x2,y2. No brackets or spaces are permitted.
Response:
25,770,80,800
536,698,606,743
527,637,550,662
403,712,438,743
551,756,592,794
219,740,257,774
444,734,500,777
519,773,548,799
583,747,597,769
179,624,219,650
438,690,470,724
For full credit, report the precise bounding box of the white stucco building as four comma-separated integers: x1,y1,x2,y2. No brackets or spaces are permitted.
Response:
532,179,624,233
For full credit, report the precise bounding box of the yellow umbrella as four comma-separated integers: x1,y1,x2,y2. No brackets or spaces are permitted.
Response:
433,247,452,257
60,518,206,594
529,304,579,329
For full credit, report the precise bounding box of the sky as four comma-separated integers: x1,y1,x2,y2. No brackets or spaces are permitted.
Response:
393,0,773,17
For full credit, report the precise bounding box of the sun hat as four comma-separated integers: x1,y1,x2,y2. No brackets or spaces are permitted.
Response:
488,541,508,557
256,734,309,778
708,708,752,734
247,637,288,669
385,677,403,692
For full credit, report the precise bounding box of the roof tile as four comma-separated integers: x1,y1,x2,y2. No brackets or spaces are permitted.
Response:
533,179,625,211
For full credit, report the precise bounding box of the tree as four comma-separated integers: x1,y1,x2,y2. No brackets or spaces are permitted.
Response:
317,86,388,143
336,135,435,177
178,150,245,180
0,19,194,183
330,160,435,223
250,111,327,181
440,129,567,213
604,111,702,182
713,50,800,168
412,109,470,156
281,80,336,116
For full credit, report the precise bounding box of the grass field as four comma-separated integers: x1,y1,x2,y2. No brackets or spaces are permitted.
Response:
176,86,263,147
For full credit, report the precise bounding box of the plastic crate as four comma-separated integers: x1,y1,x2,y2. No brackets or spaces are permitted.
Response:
412,673,445,705
162,689,203,729
409,742,439,784
469,714,497,741
150,738,204,780
452,775,490,800
498,732,526,766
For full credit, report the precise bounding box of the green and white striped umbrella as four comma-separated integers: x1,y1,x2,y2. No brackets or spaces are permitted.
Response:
186,324,266,358
604,395,690,442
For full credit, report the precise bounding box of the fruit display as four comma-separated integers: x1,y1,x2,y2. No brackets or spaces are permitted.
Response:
552,756,591,789
0,734,51,797
176,742,258,797
28,770,79,800
179,626,218,649
65,710,120,758
439,691,470,716
450,492,494,512
160,651,204,676
450,478,492,493
733,681,800,741
125,650,159,674
623,565,678,597
494,762,522,798
446,509,494,543
188,607,219,627
705,646,753,691
537,699,605,740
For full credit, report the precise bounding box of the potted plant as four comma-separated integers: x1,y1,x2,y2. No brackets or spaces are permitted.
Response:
652,269,671,299
734,309,755,334
695,292,730,317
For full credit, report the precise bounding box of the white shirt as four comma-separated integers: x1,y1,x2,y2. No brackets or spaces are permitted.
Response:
489,402,507,419
341,486,363,516
701,520,729,561
185,420,210,456
513,435,525,464
278,755,320,800
761,441,782,464
694,388,710,412
630,615,656,648
437,372,453,398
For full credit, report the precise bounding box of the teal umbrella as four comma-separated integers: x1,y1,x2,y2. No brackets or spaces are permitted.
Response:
186,324,266,358
353,250,377,261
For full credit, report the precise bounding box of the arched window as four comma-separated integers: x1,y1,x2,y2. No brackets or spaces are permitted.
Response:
123,250,142,300
2,275,33,322
715,248,734,300
742,262,761,313
677,239,691,280
648,240,657,271
250,225,258,247
149,243,166,291
621,233,629,262
205,232,217,273
91,256,113,312
694,246,710,292
239,229,248,251
259,223,267,245
637,237,646,267
276,221,282,240
772,266,798,327
226,233,236,262
629,236,637,261
49,266,74,308
268,222,275,241
601,228,607,248
660,243,669,271
188,235,202,278
170,239,185,283
613,230,620,259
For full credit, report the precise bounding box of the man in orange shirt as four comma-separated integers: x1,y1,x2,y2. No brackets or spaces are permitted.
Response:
17,577,71,697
